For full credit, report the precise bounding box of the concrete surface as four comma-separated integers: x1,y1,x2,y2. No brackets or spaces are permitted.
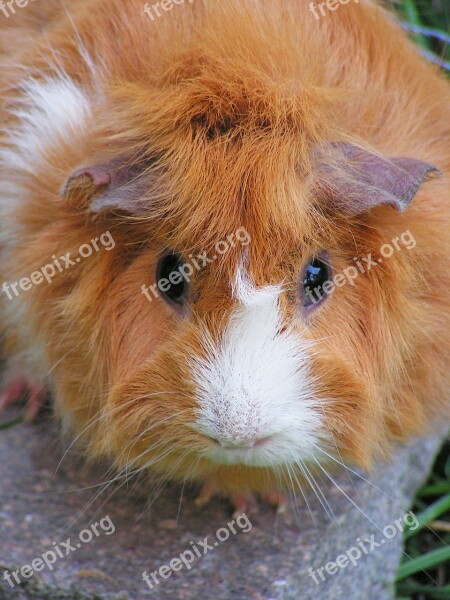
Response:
0,406,446,600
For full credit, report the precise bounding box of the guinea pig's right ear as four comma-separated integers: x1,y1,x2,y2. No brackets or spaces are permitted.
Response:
60,158,152,215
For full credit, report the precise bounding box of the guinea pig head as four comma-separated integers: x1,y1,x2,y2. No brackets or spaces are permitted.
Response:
59,123,440,494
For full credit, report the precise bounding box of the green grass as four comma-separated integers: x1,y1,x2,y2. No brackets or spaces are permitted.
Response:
393,0,450,69
0,415,23,429
395,441,450,599
392,2,450,596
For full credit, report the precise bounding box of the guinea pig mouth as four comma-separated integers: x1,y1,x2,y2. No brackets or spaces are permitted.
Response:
205,446,272,467
208,435,272,450
199,433,307,467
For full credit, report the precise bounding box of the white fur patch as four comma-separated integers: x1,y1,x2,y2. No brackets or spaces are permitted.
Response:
0,76,93,378
0,76,92,251
191,271,326,467
1,76,92,172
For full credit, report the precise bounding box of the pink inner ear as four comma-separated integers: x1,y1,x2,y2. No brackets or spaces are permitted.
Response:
61,165,111,200
70,166,111,188
315,144,441,215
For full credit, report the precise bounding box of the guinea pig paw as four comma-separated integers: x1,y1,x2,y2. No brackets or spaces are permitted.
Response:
194,479,217,508
23,383,48,421
261,490,289,515
230,493,253,519
0,378,48,422
194,480,253,516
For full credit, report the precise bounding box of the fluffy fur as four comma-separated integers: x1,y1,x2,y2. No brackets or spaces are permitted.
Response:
0,0,449,496
192,272,323,468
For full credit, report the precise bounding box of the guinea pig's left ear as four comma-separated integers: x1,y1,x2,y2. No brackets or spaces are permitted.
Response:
316,144,442,215
61,158,151,215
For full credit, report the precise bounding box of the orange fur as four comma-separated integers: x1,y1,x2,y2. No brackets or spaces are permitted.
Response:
0,0,449,496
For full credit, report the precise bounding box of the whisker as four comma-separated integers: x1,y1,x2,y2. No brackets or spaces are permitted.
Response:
312,457,439,586
300,459,336,524
56,397,189,473
287,454,320,535
284,461,308,531
314,444,449,547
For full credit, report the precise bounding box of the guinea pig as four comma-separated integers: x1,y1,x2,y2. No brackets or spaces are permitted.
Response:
0,0,449,512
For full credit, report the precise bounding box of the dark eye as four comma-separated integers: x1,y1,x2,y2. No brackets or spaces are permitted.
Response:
301,255,332,310
156,251,188,307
